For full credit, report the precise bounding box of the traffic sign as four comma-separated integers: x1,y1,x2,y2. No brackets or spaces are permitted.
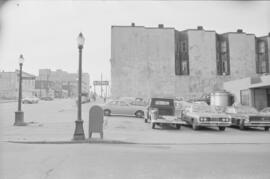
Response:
93,81,109,86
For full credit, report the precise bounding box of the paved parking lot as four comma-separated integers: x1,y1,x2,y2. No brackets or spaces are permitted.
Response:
0,98,269,144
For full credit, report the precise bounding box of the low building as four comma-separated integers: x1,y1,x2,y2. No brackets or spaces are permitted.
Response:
36,69,90,98
224,75,270,110
0,71,36,99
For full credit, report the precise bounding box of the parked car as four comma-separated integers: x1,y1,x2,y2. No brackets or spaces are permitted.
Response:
40,96,54,101
22,97,39,104
182,103,231,131
144,98,184,129
102,100,145,118
225,105,270,131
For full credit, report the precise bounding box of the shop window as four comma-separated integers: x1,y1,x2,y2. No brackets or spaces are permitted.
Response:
240,89,249,106
217,39,230,75
256,40,269,74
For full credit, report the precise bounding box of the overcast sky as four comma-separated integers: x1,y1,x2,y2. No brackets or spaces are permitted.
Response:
0,0,269,83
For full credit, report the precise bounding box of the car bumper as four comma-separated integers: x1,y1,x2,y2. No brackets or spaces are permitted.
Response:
197,122,231,127
151,119,186,125
244,122,270,127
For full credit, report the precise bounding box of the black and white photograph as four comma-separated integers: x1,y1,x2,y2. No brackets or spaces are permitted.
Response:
0,0,270,178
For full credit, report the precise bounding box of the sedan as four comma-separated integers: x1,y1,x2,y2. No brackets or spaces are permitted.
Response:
225,105,270,131
102,100,145,118
22,97,39,104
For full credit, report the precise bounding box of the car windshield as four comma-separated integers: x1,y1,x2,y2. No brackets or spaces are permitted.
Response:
192,105,222,113
261,108,270,113
234,106,259,114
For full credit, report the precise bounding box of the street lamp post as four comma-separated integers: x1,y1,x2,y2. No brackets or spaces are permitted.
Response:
73,32,85,140
14,54,26,126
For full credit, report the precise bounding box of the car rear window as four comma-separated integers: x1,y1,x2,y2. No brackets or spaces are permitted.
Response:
152,99,173,106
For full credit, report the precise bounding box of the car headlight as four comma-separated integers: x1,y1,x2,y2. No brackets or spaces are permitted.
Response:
200,117,207,122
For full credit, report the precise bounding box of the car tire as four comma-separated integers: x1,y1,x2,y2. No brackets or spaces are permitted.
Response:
192,119,199,130
265,127,269,131
152,123,155,129
219,126,226,131
135,111,144,118
176,124,181,130
104,109,111,116
239,120,245,130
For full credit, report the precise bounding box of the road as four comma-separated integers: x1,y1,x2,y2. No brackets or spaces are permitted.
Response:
1,142,270,179
0,99,270,178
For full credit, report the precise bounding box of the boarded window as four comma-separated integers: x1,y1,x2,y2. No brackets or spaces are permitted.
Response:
216,36,230,75
175,39,189,76
256,39,269,74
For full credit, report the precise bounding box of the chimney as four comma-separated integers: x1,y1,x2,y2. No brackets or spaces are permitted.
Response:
237,29,243,33
131,22,135,27
158,24,164,28
197,26,203,30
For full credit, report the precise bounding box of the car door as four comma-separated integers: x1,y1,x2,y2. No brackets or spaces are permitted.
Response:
118,101,133,115
106,101,120,114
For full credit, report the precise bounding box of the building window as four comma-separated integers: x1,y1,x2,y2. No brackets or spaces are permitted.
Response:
217,38,230,75
240,89,249,106
175,40,189,75
256,39,269,74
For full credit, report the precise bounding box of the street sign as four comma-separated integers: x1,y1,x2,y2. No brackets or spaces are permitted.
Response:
93,81,109,86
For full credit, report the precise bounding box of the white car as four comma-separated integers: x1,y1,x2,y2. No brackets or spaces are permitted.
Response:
102,100,145,118
22,97,39,104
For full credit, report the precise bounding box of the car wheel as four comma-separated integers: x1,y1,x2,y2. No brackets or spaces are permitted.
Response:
192,119,199,130
135,111,144,118
176,124,181,130
265,127,269,131
219,126,226,131
104,109,111,116
239,120,245,130
152,123,155,129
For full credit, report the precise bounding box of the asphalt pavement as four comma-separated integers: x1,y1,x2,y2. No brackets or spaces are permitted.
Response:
1,142,270,179
0,98,269,144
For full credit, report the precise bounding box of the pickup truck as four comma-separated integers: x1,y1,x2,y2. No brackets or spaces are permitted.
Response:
144,98,184,129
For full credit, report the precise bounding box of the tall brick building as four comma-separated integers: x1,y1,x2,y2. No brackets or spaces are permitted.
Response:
111,24,270,99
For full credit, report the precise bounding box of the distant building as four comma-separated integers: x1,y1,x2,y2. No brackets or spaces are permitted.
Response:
0,71,36,99
36,69,90,98
111,24,270,101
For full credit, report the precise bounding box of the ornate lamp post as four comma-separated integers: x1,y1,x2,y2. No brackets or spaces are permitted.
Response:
14,54,26,126
73,32,86,140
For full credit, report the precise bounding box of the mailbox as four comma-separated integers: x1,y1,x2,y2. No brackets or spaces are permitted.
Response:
89,105,104,139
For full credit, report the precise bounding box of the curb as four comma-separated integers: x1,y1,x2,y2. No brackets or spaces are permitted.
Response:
4,140,270,145
6,139,136,145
